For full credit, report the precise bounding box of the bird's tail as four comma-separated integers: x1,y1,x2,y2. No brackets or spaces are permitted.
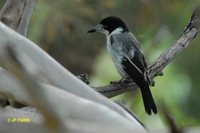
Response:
138,82,157,115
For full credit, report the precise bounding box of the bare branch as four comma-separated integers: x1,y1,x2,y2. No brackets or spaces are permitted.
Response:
16,0,38,35
0,45,66,131
0,0,38,107
0,52,145,130
0,106,148,133
161,105,182,133
96,6,200,97
0,0,37,35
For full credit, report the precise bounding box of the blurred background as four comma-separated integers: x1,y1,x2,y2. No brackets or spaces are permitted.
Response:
1,0,200,130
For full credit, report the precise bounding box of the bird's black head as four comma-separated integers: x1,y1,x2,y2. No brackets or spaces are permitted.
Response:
88,16,129,35
100,16,128,33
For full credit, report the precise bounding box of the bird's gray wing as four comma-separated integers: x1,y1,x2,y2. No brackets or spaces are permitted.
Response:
114,33,157,114
113,32,147,74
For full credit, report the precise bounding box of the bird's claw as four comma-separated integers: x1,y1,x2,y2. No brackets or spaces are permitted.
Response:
110,79,129,88
119,75,132,88
150,79,155,86
110,80,120,85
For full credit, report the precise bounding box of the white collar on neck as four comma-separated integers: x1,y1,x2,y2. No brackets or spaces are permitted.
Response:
109,27,123,36
103,27,123,37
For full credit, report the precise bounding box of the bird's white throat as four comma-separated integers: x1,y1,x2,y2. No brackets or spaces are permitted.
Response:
110,27,123,35
104,27,123,37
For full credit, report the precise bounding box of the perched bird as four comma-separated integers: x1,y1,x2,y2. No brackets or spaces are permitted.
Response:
88,16,157,115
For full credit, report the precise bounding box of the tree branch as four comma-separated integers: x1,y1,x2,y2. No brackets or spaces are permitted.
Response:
0,0,37,36
96,7,200,98
0,44,146,130
16,0,38,35
0,0,38,107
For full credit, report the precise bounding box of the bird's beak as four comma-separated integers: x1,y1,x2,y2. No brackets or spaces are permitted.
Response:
87,24,103,33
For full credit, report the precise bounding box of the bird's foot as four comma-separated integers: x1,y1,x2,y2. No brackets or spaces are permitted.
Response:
150,79,155,86
119,75,132,88
110,80,120,86
110,79,128,88
110,75,131,88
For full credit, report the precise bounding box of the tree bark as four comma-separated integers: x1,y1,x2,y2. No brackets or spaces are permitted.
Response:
0,0,38,107
0,0,37,35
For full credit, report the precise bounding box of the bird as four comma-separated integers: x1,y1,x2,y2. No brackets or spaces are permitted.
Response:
87,16,157,115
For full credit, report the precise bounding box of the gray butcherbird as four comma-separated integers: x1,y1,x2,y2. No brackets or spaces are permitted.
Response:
88,16,157,115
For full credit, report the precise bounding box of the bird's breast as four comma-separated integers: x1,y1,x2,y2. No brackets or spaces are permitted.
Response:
107,36,124,56
106,36,126,76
